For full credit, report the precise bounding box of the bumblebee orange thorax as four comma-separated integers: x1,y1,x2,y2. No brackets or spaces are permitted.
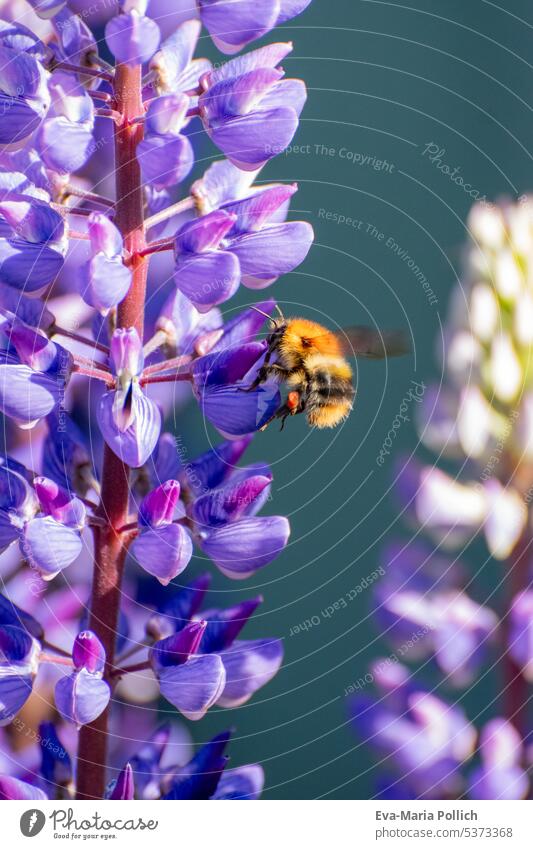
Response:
279,318,343,366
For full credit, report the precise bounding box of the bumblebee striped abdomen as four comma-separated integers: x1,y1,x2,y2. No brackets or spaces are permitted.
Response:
289,353,355,429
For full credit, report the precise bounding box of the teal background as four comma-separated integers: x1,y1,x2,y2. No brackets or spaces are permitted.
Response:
175,0,533,799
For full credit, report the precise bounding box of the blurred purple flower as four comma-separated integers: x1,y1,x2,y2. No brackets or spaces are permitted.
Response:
351,666,476,799
468,720,529,800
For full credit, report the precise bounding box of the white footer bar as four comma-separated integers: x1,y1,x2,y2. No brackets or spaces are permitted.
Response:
3,799,532,849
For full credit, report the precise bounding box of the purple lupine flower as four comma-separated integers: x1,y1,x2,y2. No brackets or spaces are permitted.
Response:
130,479,192,585
36,72,95,175
0,46,50,145
208,298,277,350
0,282,55,331
0,624,41,724
375,542,498,686
217,183,314,288
148,578,283,707
173,191,313,310
55,631,111,728
0,148,51,197
192,341,282,437
212,764,264,799
181,445,289,576
97,327,161,467
127,723,174,799
146,431,289,576
0,775,47,800
0,460,38,553
150,621,226,720
137,94,194,189
0,0,311,801
0,20,47,59
105,0,161,66
0,190,66,290
173,433,253,494
42,410,92,493
146,573,212,641
50,6,99,69
395,457,527,558
109,763,134,799
0,589,44,639
145,580,282,716
198,597,283,706
154,288,222,357
191,158,264,215
173,210,241,311
78,213,132,313
26,0,67,19
149,19,211,95
161,729,231,799
198,43,306,169
428,591,498,686
39,721,72,792
358,198,533,797
468,720,529,800
0,462,82,578
351,664,476,799
21,476,85,579
122,724,252,800
197,0,312,54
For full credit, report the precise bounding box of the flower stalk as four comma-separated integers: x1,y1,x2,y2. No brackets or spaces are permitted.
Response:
76,62,148,801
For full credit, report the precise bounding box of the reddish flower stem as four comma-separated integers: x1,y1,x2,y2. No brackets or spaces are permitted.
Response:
52,325,110,356
63,185,115,208
144,196,194,230
72,364,115,385
39,653,74,667
111,659,151,678
140,372,191,386
141,354,192,376
51,61,114,82
76,62,148,801
137,237,175,258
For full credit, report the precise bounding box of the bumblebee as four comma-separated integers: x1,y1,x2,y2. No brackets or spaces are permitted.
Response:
244,310,411,430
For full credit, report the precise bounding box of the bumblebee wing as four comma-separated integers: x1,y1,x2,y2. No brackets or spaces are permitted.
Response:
333,326,411,359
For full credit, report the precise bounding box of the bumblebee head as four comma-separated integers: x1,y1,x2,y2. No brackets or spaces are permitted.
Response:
250,304,286,336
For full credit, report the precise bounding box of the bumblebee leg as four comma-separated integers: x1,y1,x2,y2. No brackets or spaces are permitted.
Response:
241,364,291,392
259,399,292,431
